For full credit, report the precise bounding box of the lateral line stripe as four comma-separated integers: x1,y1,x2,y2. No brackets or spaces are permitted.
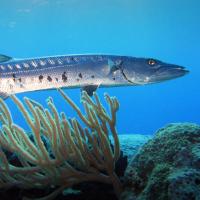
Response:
0,65,74,76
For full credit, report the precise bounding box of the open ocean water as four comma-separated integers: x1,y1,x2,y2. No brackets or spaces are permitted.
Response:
0,0,199,135
0,1,200,200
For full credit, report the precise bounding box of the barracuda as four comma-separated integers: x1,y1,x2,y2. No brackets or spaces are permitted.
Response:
0,54,189,99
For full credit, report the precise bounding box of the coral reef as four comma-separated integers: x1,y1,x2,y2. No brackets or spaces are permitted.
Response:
121,123,200,200
0,90,122,200
1,90,199,200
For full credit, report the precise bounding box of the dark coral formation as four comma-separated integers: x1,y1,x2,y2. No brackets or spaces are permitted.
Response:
121,123,200,200
0,151,127,200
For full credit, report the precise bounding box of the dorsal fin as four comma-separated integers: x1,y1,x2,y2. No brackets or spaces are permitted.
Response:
0,54,12,63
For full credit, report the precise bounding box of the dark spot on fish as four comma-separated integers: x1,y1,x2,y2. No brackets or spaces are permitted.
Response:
18,78,22,82
113,77,115,80
55,77,58,82
47,76,52,82
91,75,95,78
76,78,79,82
62,72,67,82
70,57,74,61
12,74,16,82
78,73,82,78
39,75,43,82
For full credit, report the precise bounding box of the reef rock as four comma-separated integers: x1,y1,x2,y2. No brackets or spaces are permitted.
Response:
121,123,200,200
113,134,152,162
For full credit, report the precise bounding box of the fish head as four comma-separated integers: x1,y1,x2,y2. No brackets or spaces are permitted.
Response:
120,57,189,85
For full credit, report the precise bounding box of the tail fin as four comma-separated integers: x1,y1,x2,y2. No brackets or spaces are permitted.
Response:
0,92,9,99
0,54,12,63
0,55,12,99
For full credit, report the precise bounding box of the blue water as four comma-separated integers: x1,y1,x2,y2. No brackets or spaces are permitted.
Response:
0,0,199,135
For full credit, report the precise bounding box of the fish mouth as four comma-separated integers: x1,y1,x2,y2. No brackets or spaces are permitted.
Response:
154,65,189,82
171,66,189,74
121,64,189,85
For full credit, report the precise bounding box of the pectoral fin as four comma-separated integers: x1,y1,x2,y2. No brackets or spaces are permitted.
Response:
108,59,123,75
0,54,12,63
81,85,99,96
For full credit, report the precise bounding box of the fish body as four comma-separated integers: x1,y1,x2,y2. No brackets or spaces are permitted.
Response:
0,54,189,98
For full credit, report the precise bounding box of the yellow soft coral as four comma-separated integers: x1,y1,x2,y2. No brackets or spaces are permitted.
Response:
0,90,122,200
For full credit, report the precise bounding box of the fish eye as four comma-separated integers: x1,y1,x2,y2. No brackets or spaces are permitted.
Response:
148,59,156,66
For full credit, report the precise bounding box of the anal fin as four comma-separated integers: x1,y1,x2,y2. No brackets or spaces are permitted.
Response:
81,85,99,96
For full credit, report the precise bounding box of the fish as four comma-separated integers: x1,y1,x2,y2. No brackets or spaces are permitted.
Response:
0,54,189,99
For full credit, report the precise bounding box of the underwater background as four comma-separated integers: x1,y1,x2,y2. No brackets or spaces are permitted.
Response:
0,0,199,135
